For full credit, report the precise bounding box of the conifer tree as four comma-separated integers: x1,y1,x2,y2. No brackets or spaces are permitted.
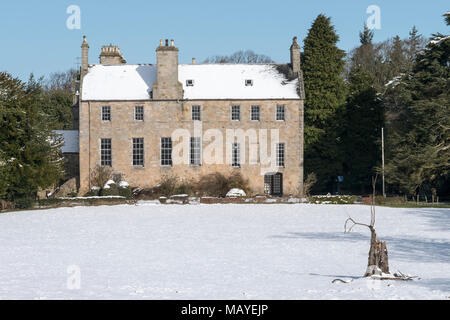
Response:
342,26,384,193
302,14,347,192
359,24,374,45
0,72,64,206
384,16,450,196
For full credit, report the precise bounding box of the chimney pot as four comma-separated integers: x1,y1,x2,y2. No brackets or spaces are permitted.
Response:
160,39,163,46
165,39,169,46
192,57,196,64
170,39,174,47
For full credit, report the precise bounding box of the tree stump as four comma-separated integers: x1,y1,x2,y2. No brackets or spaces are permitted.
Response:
364,227,389,277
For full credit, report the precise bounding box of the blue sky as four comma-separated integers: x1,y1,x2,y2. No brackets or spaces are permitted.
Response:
0,0,448,80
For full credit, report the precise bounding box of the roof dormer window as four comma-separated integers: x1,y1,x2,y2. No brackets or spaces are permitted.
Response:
186,79,194,87
245,79,253,86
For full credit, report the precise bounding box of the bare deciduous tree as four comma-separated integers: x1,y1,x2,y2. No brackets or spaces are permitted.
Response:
204,50,273,64
345,175,390,277
303,173,317,196
45,69,77,92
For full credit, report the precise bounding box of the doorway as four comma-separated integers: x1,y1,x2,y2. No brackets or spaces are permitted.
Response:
264,172,283,196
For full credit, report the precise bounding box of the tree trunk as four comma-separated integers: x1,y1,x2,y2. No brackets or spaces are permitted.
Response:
364,227,390,277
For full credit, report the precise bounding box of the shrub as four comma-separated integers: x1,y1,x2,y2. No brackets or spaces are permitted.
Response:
91,165,113,189
84,188,100,197
14,196,34,209
156,174,179,197
198,172,249,197
374,196,406,205
303,173,317,196
198,172,229,197
118,186,132,199
100,183,119,196
173,179,196,196
228,172,249,192
309,195,356,204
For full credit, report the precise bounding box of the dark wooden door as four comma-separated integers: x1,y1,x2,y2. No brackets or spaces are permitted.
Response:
264,173,283,196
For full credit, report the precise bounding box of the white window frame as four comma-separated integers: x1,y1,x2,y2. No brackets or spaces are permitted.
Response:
276,143,285,168
100,138,112,166
192,105,201,121
132,138,144,167
232,142,240,168
160,137,173,166
251,105,260,121
231,105,240,121
102,106,111,121
276,105,285,121
134,106,144,121
190,137,202,166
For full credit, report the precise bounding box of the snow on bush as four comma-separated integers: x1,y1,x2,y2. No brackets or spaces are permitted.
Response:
118,181,129,188
103,179,116,189
226,188,246,197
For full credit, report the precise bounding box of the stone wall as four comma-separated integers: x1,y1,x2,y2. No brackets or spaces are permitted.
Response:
79,99,304,196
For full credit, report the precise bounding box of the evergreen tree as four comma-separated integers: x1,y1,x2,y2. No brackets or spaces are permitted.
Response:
0,72,26,199
0,72,64,205
384,17,450,196
342,69,384,193
348,25,386,91
387,35,409,76
406,26,427,65
359,24,374,45
341,25,385,193
302,14,347,192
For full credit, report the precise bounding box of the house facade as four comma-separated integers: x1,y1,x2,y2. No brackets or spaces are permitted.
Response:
78,37,305,196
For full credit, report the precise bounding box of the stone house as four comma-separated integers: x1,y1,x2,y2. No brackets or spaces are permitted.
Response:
77,37,305,196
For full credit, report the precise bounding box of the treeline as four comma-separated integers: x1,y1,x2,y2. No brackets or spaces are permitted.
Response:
1,14,449,205
302,13,449,198
0,70,75,207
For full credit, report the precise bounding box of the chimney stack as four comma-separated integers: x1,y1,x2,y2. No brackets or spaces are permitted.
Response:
99,44,126,65
290,36,301,75
81,36,89,77
152,39,183,100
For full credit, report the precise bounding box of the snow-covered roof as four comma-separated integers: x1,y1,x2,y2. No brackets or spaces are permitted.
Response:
81,64,300,101
55,130,79,153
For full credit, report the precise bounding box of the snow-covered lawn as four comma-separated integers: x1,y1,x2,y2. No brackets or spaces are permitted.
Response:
0,203,449,300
